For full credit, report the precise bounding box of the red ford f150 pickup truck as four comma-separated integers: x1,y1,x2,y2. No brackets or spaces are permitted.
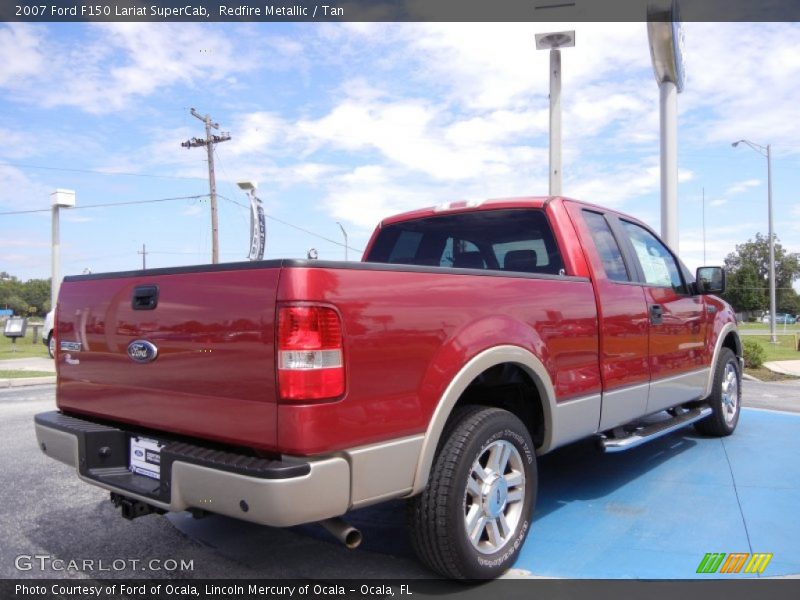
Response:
35,196,741,579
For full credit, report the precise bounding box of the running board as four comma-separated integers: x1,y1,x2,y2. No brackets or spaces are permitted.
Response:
599,406,712,453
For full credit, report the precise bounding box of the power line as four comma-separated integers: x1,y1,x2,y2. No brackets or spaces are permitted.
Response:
0,161,205,180
0,194,207,216
217,194,363,253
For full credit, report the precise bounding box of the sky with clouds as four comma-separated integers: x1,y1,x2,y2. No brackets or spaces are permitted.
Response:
1,21,799,282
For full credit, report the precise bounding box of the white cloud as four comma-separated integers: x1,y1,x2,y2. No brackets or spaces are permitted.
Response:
681,23,800,150
0,165,51,211
228,112,287,157
725,178,761,195
0,23,256,114
0,25,45,87
322,165,438,230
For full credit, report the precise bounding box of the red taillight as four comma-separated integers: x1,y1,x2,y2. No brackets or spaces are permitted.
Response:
277,305,345,401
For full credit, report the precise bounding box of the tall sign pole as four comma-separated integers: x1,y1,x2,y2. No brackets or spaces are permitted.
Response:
648,0,685,252
536,31,575,196
182,108,231,264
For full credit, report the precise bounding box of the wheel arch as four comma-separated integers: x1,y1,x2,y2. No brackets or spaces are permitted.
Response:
703,323,742,399
409,345,557,495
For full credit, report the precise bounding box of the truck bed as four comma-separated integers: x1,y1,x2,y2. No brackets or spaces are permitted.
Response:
56,259,600,455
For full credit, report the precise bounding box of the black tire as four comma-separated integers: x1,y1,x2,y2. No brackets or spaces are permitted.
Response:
695,347,741,436
407,405,537,579
47,334,55,359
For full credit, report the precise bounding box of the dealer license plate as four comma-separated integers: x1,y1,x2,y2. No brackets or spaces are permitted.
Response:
129,436,164,480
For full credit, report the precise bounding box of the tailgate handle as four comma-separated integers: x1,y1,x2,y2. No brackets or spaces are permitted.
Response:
132,285,159,310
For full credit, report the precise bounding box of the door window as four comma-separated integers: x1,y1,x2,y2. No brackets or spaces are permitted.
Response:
620,221,686,293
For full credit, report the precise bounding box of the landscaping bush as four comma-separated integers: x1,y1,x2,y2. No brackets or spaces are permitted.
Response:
743,338,766,369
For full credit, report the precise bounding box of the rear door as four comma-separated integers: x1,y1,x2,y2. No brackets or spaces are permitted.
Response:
568,206,651,430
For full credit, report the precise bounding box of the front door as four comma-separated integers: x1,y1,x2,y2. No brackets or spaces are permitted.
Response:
617,219,708,413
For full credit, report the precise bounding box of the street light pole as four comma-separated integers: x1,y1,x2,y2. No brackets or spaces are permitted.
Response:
767,143,776,344
733,139,777,344
535,31,575,196
337,222,348,261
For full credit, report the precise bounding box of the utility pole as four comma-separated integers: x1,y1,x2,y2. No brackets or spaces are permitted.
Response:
138,244,148,270
181,108,231,263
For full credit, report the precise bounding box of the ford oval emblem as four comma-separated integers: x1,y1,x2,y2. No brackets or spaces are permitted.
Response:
127,340,158,363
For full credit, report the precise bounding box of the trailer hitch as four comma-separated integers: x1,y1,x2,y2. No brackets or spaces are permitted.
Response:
110,493,165,520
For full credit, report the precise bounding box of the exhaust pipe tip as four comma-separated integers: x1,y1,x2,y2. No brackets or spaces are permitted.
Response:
343,528,363,550
319,517,362,549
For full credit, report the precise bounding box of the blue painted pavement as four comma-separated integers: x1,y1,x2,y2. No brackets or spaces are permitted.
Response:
515,408,800,578
343,407,800,578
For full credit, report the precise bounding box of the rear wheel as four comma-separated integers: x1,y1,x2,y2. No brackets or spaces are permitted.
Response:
696,347,740,436
47,334,55,359
407,406,536,579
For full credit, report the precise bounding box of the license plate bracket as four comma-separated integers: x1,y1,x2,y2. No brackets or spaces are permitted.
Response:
129,436,164,480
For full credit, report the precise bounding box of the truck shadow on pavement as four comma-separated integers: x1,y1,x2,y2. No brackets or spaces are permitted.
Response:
172,429,701,569
24,429,699,579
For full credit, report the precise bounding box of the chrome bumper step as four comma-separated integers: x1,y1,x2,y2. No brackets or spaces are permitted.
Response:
599,406,712,453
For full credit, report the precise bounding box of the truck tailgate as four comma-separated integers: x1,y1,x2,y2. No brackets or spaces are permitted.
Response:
55,265,281,451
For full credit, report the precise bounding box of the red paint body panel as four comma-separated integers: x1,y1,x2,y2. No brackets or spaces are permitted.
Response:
276,267,599,455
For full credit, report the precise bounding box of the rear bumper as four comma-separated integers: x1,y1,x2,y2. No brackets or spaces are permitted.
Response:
34,411,350,527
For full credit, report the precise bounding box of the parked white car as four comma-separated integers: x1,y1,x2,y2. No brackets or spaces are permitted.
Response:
43,310,54,358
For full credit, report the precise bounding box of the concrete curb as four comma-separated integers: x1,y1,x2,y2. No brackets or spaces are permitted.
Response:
763,361,800,377
0,376,56,388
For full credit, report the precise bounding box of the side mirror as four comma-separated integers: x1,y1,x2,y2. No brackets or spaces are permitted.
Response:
696,266,725,295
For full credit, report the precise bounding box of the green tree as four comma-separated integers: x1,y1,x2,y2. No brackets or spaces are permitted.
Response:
722,233,800,314
0,275,51,316
21,278,51,315
724,263,763,312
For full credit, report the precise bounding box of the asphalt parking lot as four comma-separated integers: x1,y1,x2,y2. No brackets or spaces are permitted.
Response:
2,382,799,580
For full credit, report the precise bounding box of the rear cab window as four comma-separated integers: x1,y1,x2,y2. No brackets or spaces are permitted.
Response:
365,209,565,276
